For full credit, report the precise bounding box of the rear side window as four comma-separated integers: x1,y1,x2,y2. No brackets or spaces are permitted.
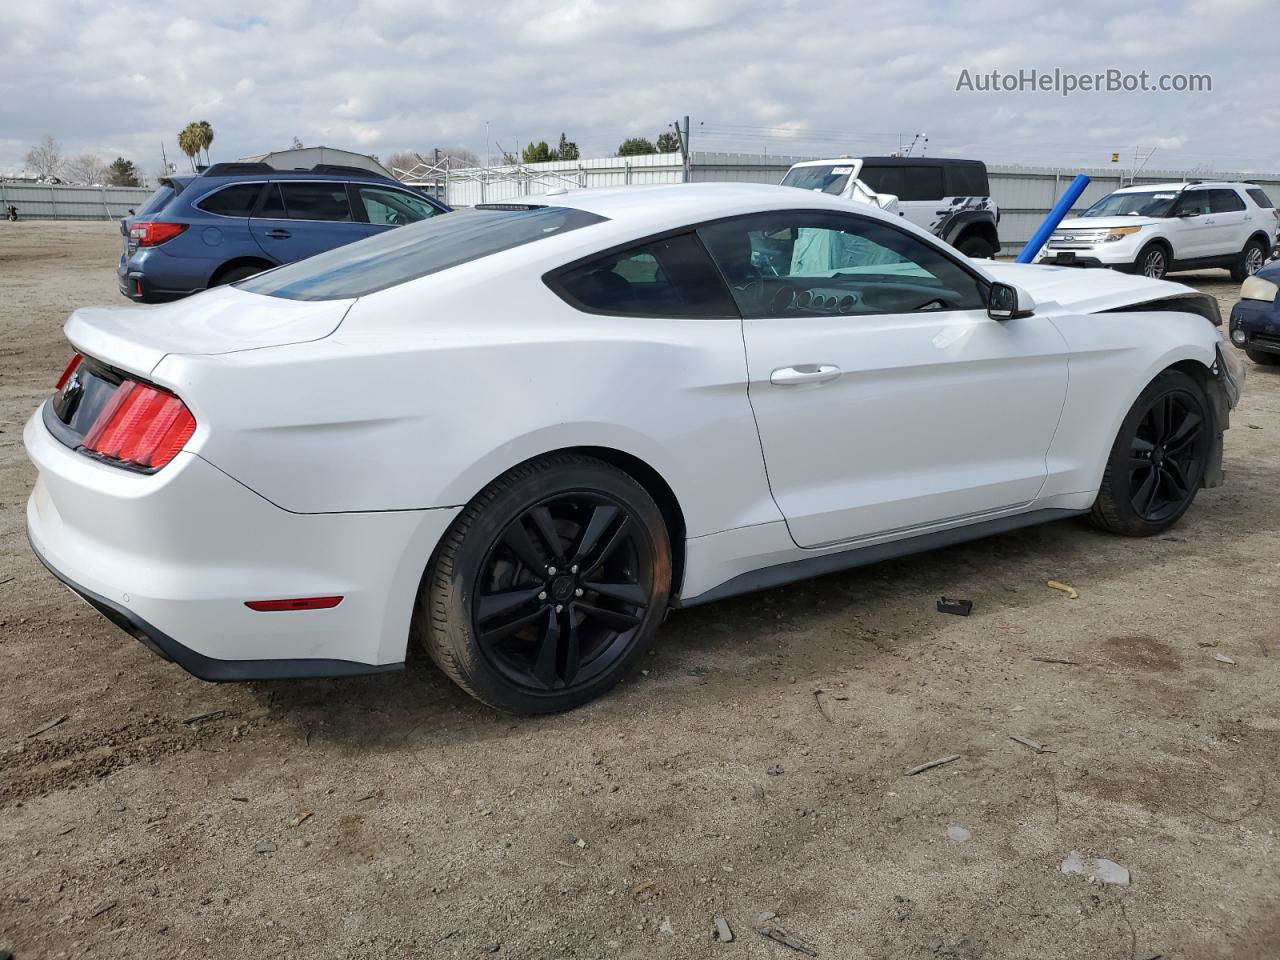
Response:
900,166,945,201
277,183,354,221
548,233,737,318
947,163,989,197
1210,189,1246,213
239,205,606,301
196,183,263,217
1246,187,1274,209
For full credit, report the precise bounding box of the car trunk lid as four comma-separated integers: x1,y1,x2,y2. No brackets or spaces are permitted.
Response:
64,285,355,379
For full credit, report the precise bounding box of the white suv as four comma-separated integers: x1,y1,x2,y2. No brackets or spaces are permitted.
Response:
1037,181,1278,280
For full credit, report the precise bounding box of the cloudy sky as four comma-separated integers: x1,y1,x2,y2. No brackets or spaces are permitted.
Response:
2,0,1276,180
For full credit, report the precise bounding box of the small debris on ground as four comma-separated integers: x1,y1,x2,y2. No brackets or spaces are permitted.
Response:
714,917,734,942
1214,654,1237,665
628,880,656,901
946,824,971,842
1061,850,1130,886
88,899,117,919
767,764,785,776
936,596,973,616
753,915,818,957
1198,639,1220,647
1046,580,1079,600
254,841,276,854
658,917,674,935
183,710,228,725
288,811,313,828
26,714,68,738
1009,734,1045,754
906,755,961,776
1030,656,1079,665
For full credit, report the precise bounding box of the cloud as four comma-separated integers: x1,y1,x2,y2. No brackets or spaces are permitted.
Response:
0,0,1271,178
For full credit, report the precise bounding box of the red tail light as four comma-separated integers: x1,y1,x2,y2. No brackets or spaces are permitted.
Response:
245,597,344,612
81,380,196,470
56,353,83,390
129,222,188,247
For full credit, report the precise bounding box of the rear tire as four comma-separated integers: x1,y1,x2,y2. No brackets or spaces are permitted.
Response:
956,235,994,258
1090,370,1211,537
1246,348,1280,365
210,263,268,287
419,453,671,714
1231,239,1268,282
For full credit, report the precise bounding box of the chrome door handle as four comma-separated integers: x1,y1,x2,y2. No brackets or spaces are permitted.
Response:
770,363,842,386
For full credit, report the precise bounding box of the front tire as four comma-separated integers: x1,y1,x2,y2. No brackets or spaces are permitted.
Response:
1090,370,1211,536
420,454,671,714
1132,242,1169,280
956,235,994,258
1231,239,1268,282
1246,348,1280,366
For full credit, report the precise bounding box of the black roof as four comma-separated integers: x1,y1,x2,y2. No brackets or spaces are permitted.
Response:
858,156,986,167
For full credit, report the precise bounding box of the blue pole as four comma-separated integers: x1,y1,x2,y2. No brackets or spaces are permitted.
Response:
1017,173,1090,263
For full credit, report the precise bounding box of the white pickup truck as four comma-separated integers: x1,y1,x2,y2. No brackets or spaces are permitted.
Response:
781,156,1001,257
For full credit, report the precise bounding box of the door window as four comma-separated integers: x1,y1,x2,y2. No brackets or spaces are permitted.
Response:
698,212,987,319
276,183,354,221
196,183,264,217
1209,189,1246,213
356,186,439,225
549,233,737,318
900,166,945,201
857,165,904,197
1172,191,1211,217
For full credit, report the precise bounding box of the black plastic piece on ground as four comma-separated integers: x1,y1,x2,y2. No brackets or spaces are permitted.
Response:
936,596,973,616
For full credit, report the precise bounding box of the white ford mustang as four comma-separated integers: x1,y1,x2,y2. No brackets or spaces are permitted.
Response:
25,183,1243,713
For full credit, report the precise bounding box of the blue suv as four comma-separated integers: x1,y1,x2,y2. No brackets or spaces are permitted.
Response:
118,162,451,303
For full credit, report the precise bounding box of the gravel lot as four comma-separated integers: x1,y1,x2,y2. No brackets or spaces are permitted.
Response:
1,221,1277,960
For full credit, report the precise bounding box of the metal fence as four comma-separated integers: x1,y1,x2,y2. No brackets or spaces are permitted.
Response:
0,182,153,220
440,153,1280,255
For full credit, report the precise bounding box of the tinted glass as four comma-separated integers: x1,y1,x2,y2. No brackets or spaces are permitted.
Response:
279,183,353,221
1173,191,1211,217
1082,190,1178,218
257,184,286,218
1247,187,1274,209
137,185,175,216
900,166,945,201
698,212,986,319
947,163,988,197
239,205,607,301
857,165,904,196
551,233,737,318
780,165,853,195
196,183,263,217
1210,189,1246,213
357,186,439,225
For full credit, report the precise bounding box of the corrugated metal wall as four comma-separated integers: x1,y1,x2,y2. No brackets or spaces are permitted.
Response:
0,182,153,220
443,154,1280,255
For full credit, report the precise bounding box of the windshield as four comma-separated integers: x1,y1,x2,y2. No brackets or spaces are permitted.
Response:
238,205,607,301
781,165,853,195
1081,190,1178,218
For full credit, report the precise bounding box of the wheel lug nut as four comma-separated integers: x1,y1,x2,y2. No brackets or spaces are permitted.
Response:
547,566,557,575
570,564,578,574
555,604,563,613
538,591,547,601
575,588,584,597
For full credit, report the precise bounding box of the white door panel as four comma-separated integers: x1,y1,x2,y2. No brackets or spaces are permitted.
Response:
744,309,1069,547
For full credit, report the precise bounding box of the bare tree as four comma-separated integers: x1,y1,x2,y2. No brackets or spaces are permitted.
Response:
25,135,63,179
64,153,111,185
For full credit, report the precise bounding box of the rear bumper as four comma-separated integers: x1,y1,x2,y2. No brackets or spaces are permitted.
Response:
24,404,459,680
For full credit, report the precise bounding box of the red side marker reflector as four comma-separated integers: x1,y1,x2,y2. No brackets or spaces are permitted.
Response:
56,353,83,390
245,596,344,612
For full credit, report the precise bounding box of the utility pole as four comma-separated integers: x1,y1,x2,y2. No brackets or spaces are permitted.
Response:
673,116,691,182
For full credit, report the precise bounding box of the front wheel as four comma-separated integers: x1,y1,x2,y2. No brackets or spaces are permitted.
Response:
419,454,671,714
1132,242,1169,280
956,235,994,258
1090,370,1211,536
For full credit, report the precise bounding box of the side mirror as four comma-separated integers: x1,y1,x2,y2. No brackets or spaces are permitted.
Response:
988,282,1035,321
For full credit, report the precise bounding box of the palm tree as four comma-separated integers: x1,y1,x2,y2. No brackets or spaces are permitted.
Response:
177,123,201,172
195,120,214,165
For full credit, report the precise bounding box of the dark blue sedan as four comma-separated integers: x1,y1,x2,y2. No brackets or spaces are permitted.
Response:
1229,260,1280,365
118,163,450,303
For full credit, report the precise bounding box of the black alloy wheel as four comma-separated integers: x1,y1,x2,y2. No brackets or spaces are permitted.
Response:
421,454,670,713
1090,370,1211,536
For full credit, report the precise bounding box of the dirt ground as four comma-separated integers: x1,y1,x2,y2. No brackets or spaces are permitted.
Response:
1,221,1278,960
